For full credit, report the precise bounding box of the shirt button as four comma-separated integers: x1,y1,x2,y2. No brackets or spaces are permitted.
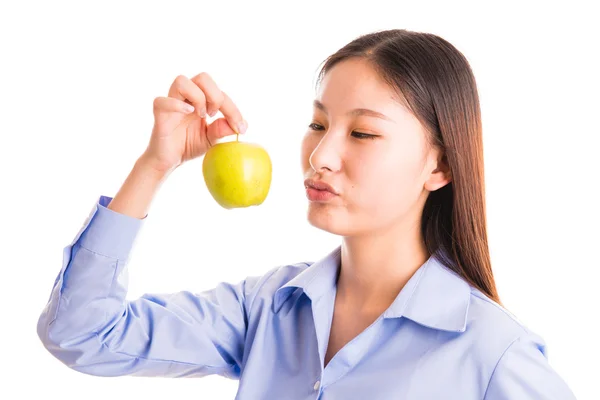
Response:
314,380,321,391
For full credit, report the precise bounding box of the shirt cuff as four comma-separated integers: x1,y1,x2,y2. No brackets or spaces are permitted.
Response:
77,195,146,261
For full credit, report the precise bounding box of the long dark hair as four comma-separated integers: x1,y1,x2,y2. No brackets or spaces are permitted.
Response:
316,29,500,304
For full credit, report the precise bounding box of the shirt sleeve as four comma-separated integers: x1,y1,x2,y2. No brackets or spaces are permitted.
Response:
37,195,273,379
484,332,577,399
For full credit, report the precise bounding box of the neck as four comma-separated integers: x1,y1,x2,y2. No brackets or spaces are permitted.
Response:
337,215,430,314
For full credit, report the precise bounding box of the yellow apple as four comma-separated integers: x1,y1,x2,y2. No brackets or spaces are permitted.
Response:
202,140,272,209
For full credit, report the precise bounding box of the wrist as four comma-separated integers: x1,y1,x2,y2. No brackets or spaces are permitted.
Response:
106,154,169,219
136,153,176,180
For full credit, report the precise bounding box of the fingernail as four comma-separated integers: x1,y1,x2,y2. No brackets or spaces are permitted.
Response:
198,109,207,118
237,120,247,134
183,104,195,113
209,110,217,117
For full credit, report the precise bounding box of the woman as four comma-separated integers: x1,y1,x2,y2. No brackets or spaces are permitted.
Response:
37,29,576,399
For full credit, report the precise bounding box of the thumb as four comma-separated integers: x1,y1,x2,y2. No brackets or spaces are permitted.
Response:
206,117,246,143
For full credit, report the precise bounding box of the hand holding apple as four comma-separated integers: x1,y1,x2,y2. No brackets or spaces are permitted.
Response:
142,72,247,175
138,71,270,209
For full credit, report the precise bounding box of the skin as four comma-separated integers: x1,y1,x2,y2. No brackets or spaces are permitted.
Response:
300,59,452,363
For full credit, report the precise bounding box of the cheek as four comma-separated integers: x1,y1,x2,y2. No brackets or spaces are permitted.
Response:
349,147,422,209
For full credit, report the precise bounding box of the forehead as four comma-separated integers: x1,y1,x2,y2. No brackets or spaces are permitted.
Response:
316,58,408,116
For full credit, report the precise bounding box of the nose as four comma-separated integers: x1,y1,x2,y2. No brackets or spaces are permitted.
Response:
309,129,343,173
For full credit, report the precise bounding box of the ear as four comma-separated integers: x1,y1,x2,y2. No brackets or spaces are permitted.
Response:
424,151,452,192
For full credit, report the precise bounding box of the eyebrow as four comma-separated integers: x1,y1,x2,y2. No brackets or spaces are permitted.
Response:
313,100,392,121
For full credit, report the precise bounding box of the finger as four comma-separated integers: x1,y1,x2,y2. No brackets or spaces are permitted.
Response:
168,75,207,117
206,117,237,144
189,73,246,134
219,90,247,135
153,96,196,115
190,72,224,117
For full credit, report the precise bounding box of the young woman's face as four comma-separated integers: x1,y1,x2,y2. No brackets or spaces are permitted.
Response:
301,58,449,237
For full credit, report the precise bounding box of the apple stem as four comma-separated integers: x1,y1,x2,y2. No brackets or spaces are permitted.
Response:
236,133,239,142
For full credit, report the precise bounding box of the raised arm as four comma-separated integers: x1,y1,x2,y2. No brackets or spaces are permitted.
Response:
37,72,257,378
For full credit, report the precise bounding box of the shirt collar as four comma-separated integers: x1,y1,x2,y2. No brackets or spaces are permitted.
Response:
383,251,472,332
273,245,471,333
273,246,342,313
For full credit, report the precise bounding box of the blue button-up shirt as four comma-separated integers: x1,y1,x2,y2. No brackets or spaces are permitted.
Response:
37,195,576,399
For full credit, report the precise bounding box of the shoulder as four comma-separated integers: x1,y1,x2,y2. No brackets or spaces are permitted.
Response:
462,287,556,384
465,287,546,357
467,288,537,340
467,289,577,399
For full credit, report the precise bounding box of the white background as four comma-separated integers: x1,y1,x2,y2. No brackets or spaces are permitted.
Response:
1,0,598,398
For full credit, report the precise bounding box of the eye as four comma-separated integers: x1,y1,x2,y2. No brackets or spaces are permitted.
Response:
351,131,378,140
308,123,379,140
308,123,325,131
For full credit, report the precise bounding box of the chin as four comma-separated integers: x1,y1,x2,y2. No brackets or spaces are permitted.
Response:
306,203,357,236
